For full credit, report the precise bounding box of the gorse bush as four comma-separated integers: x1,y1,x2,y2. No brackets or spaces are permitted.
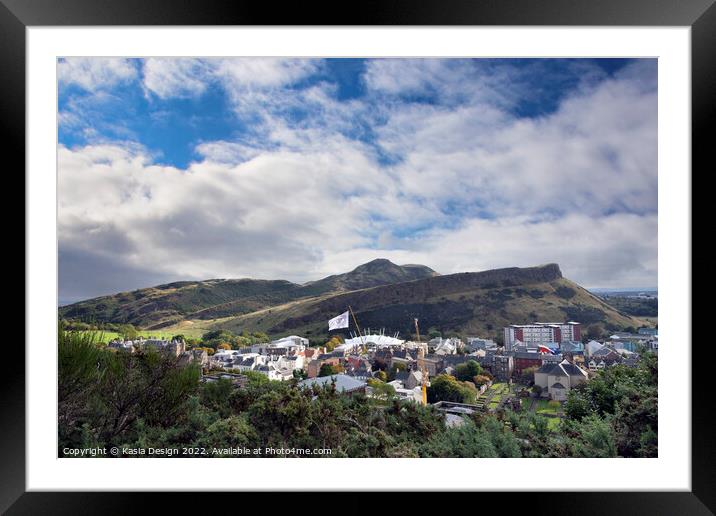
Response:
58,326,657,458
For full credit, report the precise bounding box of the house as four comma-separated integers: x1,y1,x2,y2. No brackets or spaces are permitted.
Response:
465,337,497,352
299,374,367,396
405,370,424,390
534,359,589,401
223,353,266,373
211,349,241,368
559,341,585,354
302,347,326,363
608,332,654,353
622,354,641,368
417,355,444,377
440,355,469,372
591,347,622,366
306,356,341,378
404,341,429,356
390,369,424,390
585,340,605,357
254,362,285,381
429,337,463,355
477,352,514,381
512,350,545,375
179,348,208,368
390,349,416,370
647,336,658,353
344,356,373,380
107,340,135,352
372,349,394,370
612,340,638,353
109,337,186,356
272,335,309,348
492,354,514,381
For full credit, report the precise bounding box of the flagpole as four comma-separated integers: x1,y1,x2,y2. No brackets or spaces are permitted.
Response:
348,305,366,353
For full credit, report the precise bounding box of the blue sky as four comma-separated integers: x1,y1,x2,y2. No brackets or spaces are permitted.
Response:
58,58,657,304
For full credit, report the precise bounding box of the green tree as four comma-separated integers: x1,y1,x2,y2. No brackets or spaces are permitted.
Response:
119,323,138,340
427,374,477,404
319,363,343,377
202,329,238,350
454,360,483,383
367,379,396,402
58,327,200,451
564,414,618,457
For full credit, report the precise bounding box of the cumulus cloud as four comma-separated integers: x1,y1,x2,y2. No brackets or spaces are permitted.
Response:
58,137,390,297
58,57,137,92
142,58,213,99
58,58,658,302
321,213,658,288
141,57,321,100
373,60,657,219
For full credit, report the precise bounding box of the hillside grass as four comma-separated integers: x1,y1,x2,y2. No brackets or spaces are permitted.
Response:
210,276,649,342
78,329,189,343
61,264,650,343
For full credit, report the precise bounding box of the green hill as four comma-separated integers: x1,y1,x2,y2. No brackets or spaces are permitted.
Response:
60,261,648,341
59,259,439,328
209,263,645,341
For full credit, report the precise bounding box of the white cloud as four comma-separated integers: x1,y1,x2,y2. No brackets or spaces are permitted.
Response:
373,60,657,219
214,58,321,88
141,57,321,100
320,213,658,289
58,58,137,92
58,58,658,301
142,58,212,99
58,138,391,293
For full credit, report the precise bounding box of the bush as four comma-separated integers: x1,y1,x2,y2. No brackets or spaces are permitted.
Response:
428,374,477,404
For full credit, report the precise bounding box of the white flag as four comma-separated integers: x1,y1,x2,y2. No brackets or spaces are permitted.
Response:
328,311,350,331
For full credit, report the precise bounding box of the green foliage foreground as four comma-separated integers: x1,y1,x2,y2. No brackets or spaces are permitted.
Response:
58,328,657,458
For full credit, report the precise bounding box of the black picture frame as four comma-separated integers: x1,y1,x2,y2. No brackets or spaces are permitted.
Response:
5,0,709,512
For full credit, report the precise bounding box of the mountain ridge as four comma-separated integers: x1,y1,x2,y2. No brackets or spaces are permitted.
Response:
59,260,648,341
59,259,438,328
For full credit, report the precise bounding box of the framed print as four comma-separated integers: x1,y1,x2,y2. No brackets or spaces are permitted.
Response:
4,0,710,511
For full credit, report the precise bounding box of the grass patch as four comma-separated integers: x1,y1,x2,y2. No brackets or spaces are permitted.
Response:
77,330,182,344
535,399,561,415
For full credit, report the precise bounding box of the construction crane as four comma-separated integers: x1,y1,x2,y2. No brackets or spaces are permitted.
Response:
414,317,429,406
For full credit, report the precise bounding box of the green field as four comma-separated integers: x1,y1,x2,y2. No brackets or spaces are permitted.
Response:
535,399,561,415
489,383,509,394
78,329,184,344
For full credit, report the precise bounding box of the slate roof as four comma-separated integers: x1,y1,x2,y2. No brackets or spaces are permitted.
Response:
394,371,411,382
536,360,587,378
299,374,366,393
442,355,469,367
513,351,543,360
